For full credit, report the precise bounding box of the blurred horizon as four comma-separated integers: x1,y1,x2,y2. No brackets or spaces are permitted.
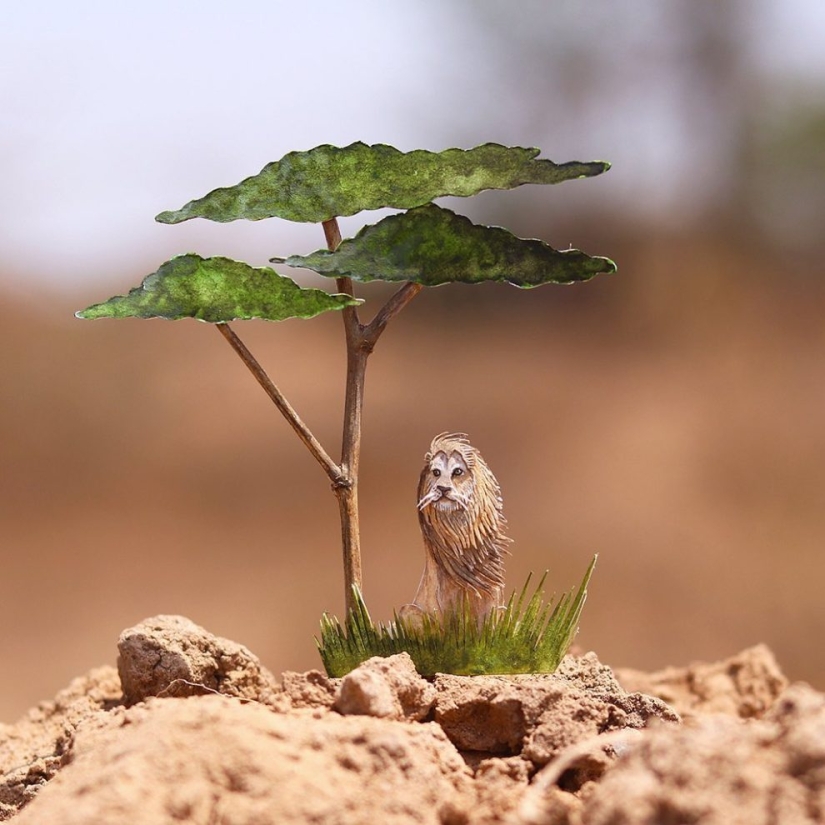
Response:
2,2,824,722
2,0,824,293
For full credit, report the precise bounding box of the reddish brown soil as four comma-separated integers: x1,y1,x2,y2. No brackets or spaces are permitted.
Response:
2,615,820,824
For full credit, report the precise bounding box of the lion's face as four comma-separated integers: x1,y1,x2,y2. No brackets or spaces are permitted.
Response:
418,443,476,514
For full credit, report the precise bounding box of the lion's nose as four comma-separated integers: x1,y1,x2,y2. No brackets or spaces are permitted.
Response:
436,485,450,494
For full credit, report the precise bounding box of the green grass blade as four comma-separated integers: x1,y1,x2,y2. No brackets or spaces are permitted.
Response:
317,557,597,678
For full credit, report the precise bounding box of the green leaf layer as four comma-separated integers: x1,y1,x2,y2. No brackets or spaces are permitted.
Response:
281,204,616,287
77,254,360,322
318,556,597,678
156,143,610,225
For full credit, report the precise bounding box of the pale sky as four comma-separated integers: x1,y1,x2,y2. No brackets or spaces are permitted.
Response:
1,0,823,290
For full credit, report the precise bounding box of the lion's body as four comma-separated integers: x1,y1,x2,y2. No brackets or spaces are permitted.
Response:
404,433,511,622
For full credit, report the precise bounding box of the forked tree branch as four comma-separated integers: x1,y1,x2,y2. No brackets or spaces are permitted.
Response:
363,282,423,348
217,216,422,618
322,216,423,347
322,218,423,614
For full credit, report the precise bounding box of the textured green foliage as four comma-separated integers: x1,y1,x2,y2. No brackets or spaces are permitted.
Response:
155,143,611,225
280,204,616,287
318,556,597,678
77,254,360,323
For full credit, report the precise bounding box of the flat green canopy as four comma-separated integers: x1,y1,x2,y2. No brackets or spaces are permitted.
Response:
280,205,616,287
78,254,360,322
156,143,610,225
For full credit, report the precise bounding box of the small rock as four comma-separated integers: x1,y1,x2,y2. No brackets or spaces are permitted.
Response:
435,674,533,754
117,615,278,705
615,644,789,719
334,653,436,721
521,689,611,767
471,756,533,823
556,651,626,695
434,655,678,762
280,670,338,710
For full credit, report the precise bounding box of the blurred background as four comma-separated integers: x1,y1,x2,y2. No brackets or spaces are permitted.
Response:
2,1,824,722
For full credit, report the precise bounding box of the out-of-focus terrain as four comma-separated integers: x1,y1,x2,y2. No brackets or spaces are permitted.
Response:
2,230,823,721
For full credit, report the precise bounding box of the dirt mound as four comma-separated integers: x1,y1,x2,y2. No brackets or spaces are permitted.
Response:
0,667,122,819
0,616,819,824
585,684,825,824
615,643,789,719
12,698,473,825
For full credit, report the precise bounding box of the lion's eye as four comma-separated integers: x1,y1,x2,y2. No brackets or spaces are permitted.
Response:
452,467,463,478
432,468,441,478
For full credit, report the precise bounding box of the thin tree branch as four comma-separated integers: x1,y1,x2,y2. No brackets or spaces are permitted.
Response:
215,322,344,486
323,216,363,337
363,282,423,349
322,217,342,252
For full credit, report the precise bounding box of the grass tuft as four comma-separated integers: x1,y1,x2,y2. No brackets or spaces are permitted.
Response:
317,555,596,678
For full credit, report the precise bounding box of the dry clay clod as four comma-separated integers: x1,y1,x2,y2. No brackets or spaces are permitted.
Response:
334,653,436,721
117,615,280,706
403,432,512,623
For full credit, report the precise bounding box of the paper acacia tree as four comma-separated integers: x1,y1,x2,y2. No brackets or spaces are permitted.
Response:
79,142,615,676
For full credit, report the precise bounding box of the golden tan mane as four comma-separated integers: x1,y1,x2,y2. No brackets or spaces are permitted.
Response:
412,432,511,617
